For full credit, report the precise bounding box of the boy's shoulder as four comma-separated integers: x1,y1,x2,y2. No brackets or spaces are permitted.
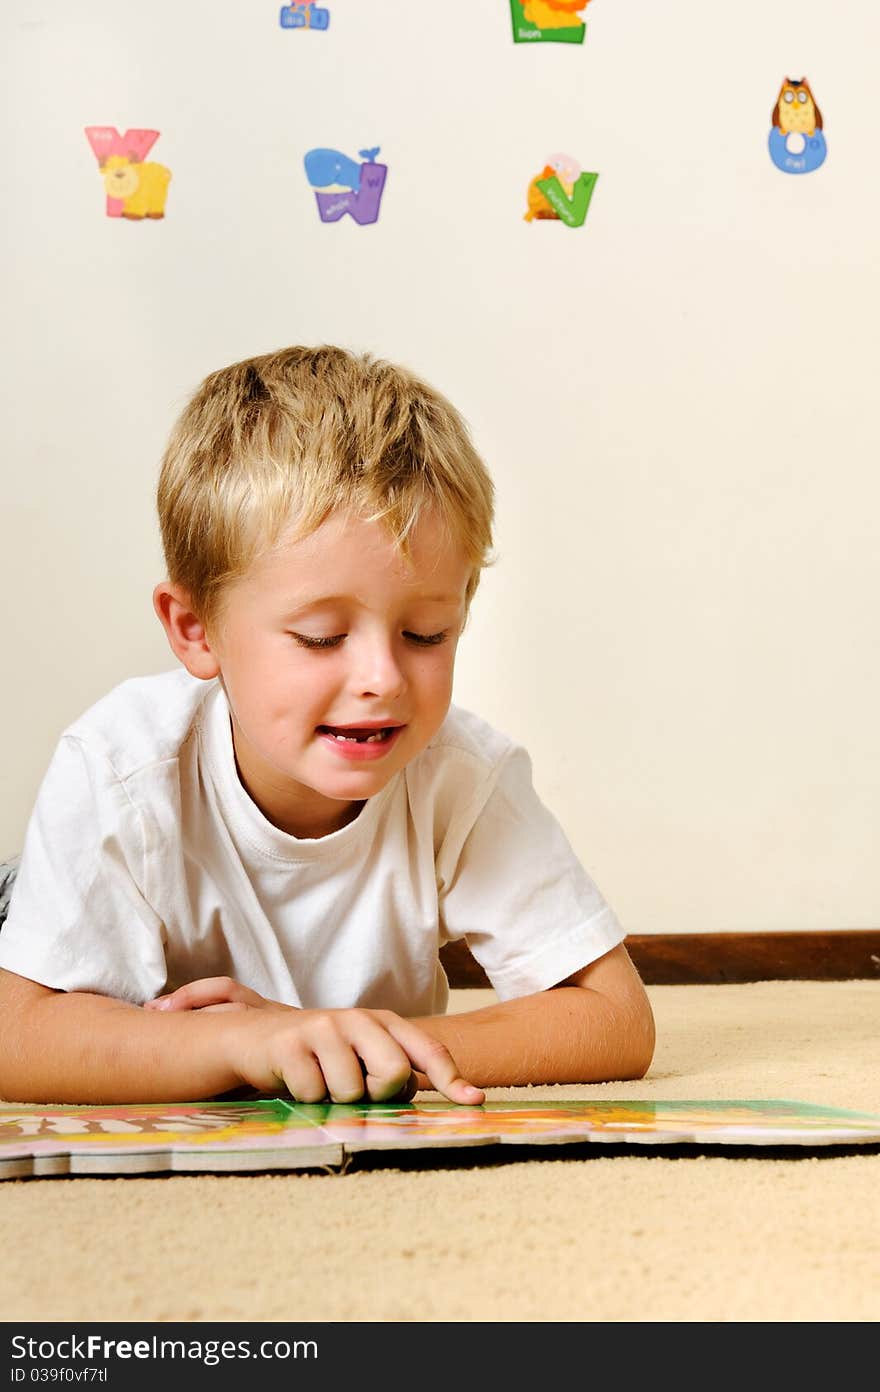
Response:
408,705,529,842
63,669,215,780
423,703,520,773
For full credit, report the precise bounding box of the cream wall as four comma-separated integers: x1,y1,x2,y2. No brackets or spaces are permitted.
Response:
3,1,878,934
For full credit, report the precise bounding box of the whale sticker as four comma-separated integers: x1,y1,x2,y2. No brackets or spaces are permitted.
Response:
304,146,387,224
280,3,329,28
84,127,172,220
509,0,591,44
524,154,597,227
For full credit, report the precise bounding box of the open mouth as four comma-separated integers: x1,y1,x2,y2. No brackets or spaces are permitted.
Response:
316,725,400,745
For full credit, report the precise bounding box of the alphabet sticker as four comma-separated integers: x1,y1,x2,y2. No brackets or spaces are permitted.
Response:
304,146,387,224
280,3,329,28
524,154,598,227
510,0,591,44
768,77,827,173
84,127,172,219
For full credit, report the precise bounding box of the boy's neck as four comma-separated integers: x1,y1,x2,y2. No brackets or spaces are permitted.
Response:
228,721,365,839
273,798,366,840
238,768,365,840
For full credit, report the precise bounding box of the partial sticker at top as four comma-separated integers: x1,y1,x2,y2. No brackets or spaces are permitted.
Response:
280,3,329,27
768,77,827,174
510,0,591,44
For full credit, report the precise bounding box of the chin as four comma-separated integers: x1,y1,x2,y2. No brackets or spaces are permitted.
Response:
326,767,396,792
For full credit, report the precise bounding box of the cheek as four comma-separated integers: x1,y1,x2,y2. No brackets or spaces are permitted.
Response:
287,653,340,702
240,646,336,708
416,649,458,703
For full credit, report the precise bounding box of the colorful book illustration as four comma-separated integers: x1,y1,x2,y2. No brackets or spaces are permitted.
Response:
1,1099,878,1179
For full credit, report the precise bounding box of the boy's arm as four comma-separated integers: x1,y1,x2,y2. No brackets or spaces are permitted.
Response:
411,944,655,1088
0,968,252,1103
134,945,654,1093
0,968,482,1105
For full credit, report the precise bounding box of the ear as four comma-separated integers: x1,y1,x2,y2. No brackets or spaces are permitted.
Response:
152,582,221,680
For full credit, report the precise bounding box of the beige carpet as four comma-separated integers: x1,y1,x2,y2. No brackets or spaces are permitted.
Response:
2,980,878,1323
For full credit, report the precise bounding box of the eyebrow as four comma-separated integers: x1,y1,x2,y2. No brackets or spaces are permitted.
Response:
283,593,463,617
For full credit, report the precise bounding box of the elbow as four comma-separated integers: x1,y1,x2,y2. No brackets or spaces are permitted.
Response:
565,991,656,1084
621,1041,654,1082
587,993,655,1083
620,996,656,1080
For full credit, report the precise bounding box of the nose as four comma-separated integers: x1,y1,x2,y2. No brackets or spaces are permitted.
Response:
352,633,407,701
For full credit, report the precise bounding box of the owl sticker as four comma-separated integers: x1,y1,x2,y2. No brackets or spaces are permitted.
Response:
768,77,827,174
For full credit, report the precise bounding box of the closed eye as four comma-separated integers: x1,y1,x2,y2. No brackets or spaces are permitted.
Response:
290,630,449,650
290,633,345,649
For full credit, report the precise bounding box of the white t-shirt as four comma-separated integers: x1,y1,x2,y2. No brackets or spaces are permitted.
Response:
0,670,624,1015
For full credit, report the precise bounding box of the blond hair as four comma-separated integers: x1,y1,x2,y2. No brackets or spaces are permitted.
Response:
157,345,495,634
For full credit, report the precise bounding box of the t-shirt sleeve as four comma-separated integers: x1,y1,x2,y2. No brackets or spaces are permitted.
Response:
437,745,624,1000
0,735,168,1002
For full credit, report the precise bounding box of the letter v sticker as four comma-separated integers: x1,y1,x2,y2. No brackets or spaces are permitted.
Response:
524,154,597,228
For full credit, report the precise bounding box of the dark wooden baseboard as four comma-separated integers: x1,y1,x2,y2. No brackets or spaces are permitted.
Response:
440,930,880,987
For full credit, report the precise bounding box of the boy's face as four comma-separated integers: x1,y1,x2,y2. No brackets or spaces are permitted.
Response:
204,508,471,838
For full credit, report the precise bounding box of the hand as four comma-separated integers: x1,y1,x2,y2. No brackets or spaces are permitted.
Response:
231,1005,484,1106
144,976,284,1016
146,979,484,1106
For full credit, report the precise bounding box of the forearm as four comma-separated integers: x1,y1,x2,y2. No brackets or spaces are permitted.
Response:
414,984,655,1089
0,984,242,1104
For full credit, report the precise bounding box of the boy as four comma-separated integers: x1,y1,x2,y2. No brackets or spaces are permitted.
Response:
0,346,654,1104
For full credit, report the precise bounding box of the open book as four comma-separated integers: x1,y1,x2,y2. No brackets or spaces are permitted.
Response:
2,1098,879,1177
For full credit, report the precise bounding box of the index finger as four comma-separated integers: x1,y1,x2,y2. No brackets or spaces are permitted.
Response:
144,977,266,1012
380,1017,484,1105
